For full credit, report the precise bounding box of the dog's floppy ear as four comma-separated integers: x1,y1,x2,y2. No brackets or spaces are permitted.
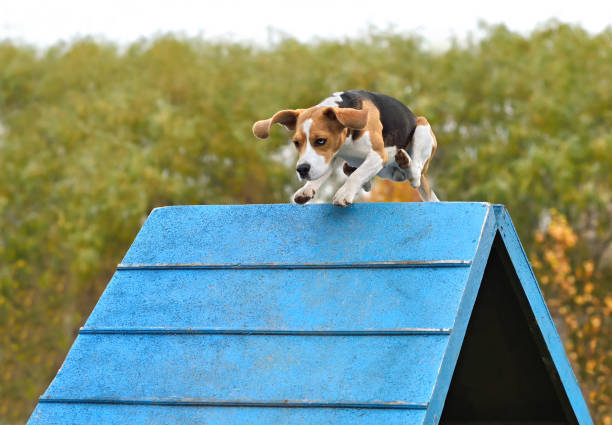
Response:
324,107,368,130
252,109,302,139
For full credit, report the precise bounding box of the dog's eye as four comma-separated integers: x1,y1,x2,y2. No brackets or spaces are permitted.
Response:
293,140,299,148
315,138,327,146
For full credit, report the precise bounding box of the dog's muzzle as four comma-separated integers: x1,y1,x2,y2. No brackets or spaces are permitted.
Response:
296,163,310,179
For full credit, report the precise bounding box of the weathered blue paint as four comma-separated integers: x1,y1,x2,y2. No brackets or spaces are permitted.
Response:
85,268,471,330
43,334,447,404
27,203,594,424
121,203,490,265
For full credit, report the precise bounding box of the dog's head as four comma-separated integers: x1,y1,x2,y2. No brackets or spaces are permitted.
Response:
253,106,368,180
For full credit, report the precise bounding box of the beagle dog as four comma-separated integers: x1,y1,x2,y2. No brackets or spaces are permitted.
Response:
253,90,439,206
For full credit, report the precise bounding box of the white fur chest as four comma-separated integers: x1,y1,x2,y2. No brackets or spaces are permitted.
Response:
336,131,373,168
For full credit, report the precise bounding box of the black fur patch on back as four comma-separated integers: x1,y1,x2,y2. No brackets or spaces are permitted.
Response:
338,90,417,149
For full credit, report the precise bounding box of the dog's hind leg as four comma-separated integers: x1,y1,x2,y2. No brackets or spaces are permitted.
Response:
407,117,437,196
417,175,439,202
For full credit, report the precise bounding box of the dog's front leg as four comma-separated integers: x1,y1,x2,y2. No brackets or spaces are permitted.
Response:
333,151,383,207
292,158,338,204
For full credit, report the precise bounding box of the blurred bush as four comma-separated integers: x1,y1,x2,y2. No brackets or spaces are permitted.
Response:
0,22,610,424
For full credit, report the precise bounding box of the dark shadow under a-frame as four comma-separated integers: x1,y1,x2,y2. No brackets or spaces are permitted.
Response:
440,233,579,425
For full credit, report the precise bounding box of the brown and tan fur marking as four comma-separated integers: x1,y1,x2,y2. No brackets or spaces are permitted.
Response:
289,106,369,165
252,109,304,139
253,101,389,167
360,99,388,163
395,149,411,169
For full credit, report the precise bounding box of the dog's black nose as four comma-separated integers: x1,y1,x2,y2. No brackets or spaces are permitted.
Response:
296,163,310,178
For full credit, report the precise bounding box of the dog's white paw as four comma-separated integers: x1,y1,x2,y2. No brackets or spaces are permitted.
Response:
332,185,357,207
293,186,316,205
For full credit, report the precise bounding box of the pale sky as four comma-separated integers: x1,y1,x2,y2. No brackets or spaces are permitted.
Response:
1,0,611,47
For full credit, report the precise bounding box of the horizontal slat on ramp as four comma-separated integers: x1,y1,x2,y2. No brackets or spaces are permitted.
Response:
28,404,427,425
44,334,447,404
84,267,470,330
39,399,426,409
116,260,471,269
79,329,450,336
122,203,490,265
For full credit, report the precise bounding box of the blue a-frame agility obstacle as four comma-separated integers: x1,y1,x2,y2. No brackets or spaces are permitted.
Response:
28,203,593,424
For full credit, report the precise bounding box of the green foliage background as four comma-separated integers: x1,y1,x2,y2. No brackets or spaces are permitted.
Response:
1,22,611,424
